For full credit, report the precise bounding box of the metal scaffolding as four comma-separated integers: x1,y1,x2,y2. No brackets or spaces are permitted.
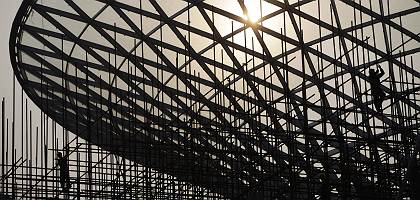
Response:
2,0,420,199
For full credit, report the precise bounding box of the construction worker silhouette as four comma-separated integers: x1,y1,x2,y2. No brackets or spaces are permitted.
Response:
368,65,385,112
56,152,71,190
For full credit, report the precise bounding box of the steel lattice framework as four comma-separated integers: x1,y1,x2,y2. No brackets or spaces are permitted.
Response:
9,0,420,199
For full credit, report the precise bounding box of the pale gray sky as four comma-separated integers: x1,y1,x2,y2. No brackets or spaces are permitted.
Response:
0,0,22,101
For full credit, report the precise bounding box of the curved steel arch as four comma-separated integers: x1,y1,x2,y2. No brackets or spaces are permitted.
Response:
10,0,420,199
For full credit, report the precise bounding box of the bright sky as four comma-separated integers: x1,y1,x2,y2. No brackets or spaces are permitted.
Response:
0,0,22,101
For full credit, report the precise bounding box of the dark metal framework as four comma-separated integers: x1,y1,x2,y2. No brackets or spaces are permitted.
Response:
4,0,420,199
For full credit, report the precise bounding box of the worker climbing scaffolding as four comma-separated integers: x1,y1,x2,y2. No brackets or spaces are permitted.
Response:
56,152,71,191
368,65,386,112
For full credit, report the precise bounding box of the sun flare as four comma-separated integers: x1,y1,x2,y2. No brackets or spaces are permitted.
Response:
242,0,261,23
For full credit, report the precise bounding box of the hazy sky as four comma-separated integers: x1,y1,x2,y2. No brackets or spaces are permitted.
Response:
0,0,22,101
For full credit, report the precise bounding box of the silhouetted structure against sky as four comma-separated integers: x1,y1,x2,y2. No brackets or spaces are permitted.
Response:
2,0,420,199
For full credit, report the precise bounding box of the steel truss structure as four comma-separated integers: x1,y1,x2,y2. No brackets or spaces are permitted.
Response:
4,0,420,199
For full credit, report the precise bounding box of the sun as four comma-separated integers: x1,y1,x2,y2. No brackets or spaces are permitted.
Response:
242,0,261,23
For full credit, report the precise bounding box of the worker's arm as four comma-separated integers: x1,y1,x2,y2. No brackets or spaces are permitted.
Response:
377,65,385,77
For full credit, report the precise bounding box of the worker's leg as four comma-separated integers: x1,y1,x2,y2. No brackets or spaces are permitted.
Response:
373,91,385,112
60,176,66,189
374,98,382,112
378,92,385,111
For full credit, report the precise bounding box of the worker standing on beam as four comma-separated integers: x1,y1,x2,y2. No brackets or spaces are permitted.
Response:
368,65,386,112
56,152,71,191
